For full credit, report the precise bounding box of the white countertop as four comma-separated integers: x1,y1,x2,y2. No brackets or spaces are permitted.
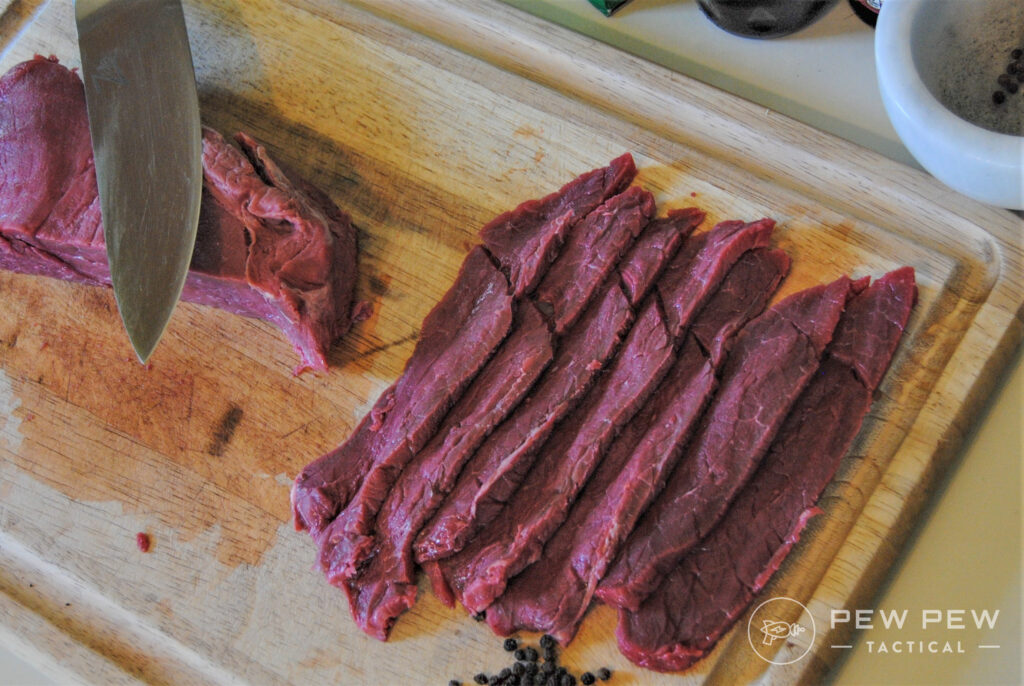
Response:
1,1,1020,684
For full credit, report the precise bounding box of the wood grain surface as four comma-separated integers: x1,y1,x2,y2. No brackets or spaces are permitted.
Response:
0,1,1021,684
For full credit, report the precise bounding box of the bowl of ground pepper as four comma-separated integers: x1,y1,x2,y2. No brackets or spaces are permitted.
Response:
875,0,1023,209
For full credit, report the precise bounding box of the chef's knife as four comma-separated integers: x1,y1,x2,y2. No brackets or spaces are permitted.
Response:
76,0,202,363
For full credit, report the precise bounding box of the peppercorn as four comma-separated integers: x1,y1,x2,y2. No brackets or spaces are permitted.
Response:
596,667,612,681
473,612,486,622
994,91,1007,105
473,675,488,685
540,661,556,675
559,673,575,686
532,674,546,686
1013,48,1023,60
514,649,526,661
543,646,558,662
580,673,596,685
540,634,556,650
504,638,519,652
488,676,501,686
450,681,462,686
524,647,539,662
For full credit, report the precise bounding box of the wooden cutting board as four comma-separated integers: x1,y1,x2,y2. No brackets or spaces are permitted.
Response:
1,1,1020,684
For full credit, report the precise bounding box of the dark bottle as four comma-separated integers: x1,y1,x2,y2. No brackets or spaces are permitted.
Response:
697,0,840,39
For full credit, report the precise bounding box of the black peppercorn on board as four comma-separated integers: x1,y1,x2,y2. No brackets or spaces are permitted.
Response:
0,0,1021,684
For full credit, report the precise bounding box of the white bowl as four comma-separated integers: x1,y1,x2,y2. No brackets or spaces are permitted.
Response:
875,0,1024,210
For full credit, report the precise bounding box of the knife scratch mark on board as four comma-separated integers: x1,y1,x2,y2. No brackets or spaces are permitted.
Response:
0,370,23,451
359,332,417,359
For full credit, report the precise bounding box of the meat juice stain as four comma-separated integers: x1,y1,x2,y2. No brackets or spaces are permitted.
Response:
2,339,284,568
207,403,244,457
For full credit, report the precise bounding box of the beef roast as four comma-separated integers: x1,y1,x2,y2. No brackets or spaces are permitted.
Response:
199,128,359,372
598,275,855,611
0,56,359,372
480,154,635,296
435,297,675,614
485,247,790,643
616,267,916,671
290,247,513,537
0,56,102,283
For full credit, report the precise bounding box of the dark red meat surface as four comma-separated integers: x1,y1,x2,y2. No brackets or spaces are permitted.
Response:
290,247,513,537
325,302,554,639
616,268,916,671
598,274,855,611
480,153,635,297
485,247,790,643
437,297,675,614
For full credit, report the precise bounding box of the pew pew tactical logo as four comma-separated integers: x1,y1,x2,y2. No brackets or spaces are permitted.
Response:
746,597,816,665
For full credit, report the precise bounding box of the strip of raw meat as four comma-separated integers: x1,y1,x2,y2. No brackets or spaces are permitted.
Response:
413,280,633,566
658,218,775,339
616,267,916,672
316,302,553,638
618,208,705,307
290,246,513,536
533,186,654,334
480,153,635,296
0,56,359,373
598,274,855,611
436,297,675,614
485,248,790,643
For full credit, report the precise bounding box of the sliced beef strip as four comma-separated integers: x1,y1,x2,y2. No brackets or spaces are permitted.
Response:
618,208,704,307
616,268,916,672
658,218,775,339
480,153,635,297
597,275,855,611
533,186,655,334
290,246,513,537
316,302,553,639
436,297,675,614
485,247,790,643
0,56,359,372
413,280,634,568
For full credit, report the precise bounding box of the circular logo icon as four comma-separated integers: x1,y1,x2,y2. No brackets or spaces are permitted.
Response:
746,596,817,665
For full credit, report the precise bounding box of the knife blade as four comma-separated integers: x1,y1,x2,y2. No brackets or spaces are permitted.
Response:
76,0,202,363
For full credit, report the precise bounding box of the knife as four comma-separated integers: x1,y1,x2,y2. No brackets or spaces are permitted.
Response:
76,0,202,363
